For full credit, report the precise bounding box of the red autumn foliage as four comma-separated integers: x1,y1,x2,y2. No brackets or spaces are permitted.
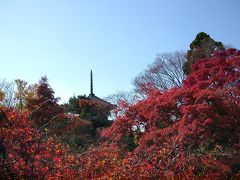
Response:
26,76,63,128
1,49,240,179
0,107,76,179
101,49,240,178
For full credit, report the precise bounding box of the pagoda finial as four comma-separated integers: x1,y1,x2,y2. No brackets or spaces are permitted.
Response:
90,70,94,96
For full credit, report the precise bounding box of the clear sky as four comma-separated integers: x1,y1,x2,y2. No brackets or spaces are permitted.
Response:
0,0,239,103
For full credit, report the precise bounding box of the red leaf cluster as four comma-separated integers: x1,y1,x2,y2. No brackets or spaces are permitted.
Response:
0,108,76,178
1,49,240,179
101,49,240,178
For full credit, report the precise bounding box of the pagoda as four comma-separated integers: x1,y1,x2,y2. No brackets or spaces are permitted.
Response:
88,70,116,109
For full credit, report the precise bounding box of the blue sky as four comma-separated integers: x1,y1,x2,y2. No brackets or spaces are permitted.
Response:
0,0,239,103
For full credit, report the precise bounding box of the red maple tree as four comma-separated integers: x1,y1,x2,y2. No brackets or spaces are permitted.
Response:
101,49,240,178
0,107,77,178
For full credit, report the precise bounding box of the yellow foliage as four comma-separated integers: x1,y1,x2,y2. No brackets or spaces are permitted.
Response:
0,90,5,101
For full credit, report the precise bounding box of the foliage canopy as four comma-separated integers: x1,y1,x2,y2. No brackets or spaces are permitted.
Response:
1,48,240,178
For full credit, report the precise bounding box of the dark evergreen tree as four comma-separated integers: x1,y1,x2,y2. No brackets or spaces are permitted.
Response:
79,99,112,137
183,32,224,74
63,95,87,115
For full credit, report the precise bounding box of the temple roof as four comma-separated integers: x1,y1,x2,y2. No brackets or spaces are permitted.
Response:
88,70,116,109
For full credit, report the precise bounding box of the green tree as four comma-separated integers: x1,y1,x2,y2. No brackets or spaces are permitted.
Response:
62,95,113,144
64,94,113,134
79,99,112,137
183,32,224,74
63,95,87,115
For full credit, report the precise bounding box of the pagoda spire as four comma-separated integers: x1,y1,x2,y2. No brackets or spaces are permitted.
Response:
90,70,94,96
